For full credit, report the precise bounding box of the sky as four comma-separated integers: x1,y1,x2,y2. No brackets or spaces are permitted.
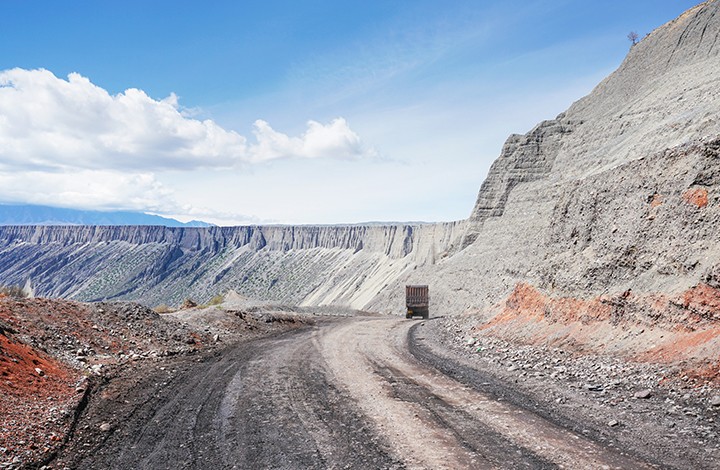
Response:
0,0,703,225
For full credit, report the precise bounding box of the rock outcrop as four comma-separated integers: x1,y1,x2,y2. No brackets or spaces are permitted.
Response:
369,0,720,315
1,2,720,322
0,223,465,308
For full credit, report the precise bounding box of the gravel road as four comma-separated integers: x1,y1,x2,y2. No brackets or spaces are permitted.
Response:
51,315,654,469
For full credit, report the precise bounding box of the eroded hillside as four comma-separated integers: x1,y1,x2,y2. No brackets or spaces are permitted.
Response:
0,222,465,309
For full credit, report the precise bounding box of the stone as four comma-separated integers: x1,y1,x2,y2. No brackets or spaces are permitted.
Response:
608,420,619,427
99,422,112,432
710,396,720,407
34,367,44,376
634,389,652,399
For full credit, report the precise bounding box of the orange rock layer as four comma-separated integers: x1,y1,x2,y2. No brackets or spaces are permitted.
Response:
473,283,720,383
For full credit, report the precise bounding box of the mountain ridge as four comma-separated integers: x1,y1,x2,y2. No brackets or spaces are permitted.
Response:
0,204,211,227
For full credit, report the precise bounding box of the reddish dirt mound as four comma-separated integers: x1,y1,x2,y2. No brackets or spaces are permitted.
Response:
0,327,77,396
483,283,613,328
0,297,205,467
0,317,82,466
473,283,720,383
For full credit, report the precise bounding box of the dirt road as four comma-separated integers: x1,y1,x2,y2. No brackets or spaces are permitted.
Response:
53,316,652,469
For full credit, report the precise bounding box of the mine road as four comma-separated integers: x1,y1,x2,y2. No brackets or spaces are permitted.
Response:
53,316,652,469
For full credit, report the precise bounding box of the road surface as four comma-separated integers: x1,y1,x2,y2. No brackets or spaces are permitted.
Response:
53,316,650,469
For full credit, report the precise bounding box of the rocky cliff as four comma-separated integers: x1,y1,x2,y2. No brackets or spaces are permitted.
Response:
1,2,720,327
366,0,720,373
0,223,465,308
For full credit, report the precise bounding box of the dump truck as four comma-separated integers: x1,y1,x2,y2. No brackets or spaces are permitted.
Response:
405,285,429,319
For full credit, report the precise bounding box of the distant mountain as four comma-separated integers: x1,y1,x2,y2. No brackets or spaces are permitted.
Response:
0,204,212,227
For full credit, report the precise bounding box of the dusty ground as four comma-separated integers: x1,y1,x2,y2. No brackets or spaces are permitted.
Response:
0,296,309,469
424,315,720,469
42,315,704,470
4,296,720,469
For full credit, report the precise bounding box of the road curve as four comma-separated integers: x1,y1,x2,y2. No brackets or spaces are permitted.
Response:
55,315,651,469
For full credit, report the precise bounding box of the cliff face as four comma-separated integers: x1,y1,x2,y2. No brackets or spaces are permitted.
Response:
0,223,465,308
366,0,720,318
1,2,719,320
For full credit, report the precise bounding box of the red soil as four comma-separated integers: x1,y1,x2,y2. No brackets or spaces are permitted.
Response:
474,282,720,378
0,296,204,466
0,310,82,465
682,187,709,208
479,283,613,330
681,283,720,320
683,362,720,386
0,330,76,396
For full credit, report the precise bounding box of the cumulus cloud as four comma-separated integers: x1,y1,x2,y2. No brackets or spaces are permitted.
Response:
0,68,375,172
249,117,370,162
0,68,377,218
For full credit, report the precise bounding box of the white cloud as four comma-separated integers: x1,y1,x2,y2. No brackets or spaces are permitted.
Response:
249,117,372,162
0,68,375,172
0,170,175,212
0,68,376,219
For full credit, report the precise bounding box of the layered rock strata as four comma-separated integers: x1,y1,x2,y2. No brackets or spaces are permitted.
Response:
0,223,465,308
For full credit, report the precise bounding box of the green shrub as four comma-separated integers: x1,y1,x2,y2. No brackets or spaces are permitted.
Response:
206,294,225,306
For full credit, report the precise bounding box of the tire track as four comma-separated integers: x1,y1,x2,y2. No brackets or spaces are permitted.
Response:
372,361,556,469
54,315,654,469
317,316,652,469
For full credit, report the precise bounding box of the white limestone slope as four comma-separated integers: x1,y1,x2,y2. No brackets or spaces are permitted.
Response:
0,222,467,309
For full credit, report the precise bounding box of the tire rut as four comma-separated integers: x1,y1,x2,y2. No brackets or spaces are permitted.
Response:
226,327,401,469
54,322,399,469
371,361,557,469
52,315,655,469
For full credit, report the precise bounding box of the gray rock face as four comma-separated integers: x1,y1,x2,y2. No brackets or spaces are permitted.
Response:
461,118,574,248
0,223,465,308
364,1,720,316
1,2,719,316
406,0,720,313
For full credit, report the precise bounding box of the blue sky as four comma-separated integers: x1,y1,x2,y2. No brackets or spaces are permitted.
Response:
0,0,702,224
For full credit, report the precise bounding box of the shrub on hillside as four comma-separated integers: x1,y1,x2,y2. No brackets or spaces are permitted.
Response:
153,304,174,314
205,294,224,307
181,298,198,309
